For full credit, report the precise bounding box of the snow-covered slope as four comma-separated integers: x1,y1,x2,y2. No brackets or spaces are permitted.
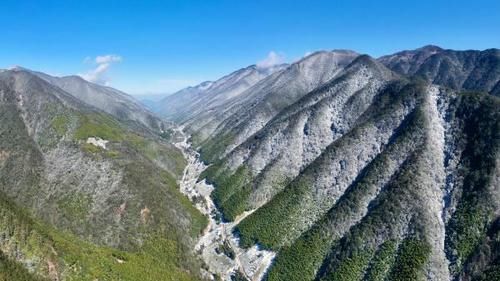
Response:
378,45,444,75
192,50,360,160
158,64,288,123
192,49,499,281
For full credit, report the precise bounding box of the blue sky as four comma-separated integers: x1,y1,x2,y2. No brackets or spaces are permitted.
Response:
1,0,499,95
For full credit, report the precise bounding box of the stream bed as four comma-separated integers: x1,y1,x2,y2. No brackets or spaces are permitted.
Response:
174,129,275,281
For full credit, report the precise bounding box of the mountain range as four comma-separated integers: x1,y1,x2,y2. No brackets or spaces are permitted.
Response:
158,45,499,281
0,45,498,281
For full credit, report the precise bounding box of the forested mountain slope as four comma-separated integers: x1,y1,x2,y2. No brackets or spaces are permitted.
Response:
188,48,499,281
0,69,207,280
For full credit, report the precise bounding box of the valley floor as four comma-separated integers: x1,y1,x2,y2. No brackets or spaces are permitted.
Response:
174,127,275,281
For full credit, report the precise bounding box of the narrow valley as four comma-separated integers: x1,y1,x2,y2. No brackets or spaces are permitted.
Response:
174,127,275,281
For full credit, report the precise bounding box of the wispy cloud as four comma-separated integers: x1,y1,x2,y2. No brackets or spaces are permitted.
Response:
256,51,285,68
80,54,122,86
95,55,122,64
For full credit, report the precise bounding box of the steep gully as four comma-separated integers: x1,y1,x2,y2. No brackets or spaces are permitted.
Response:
173,127,275,281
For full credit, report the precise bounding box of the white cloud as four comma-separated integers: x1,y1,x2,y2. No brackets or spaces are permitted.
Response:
95,54,122,64
79,54,122,86
256,51,285,68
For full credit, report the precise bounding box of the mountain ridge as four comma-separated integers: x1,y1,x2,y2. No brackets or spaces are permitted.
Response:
175,46,500,281
8,66,170,133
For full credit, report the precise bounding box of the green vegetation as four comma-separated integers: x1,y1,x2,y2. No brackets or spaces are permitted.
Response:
449,199,490,269
189,132,204,148
231,271,248,281
236,82,429,251
445,92,499,274
199,161,223,181
202,164,252,221
248,91,427,279
323,251,373,281
216,240,235,259
474,263,500,281
159,129,174,140
0,80,206,280
0,190,203,281
80,142,102,153
387,238,431,281
51,115,70,136
235,177,310,249
265,120,419,280
364,240,398,281
198,132,235,164
74,113,125,141
52,232,199,281
57,193,92,222
317,111,429,281
122,163,207,238
105,150,120,158
0,252,46,281
73,113,187,176
126,133,187,176
267,228,334,281
0,105,205,280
